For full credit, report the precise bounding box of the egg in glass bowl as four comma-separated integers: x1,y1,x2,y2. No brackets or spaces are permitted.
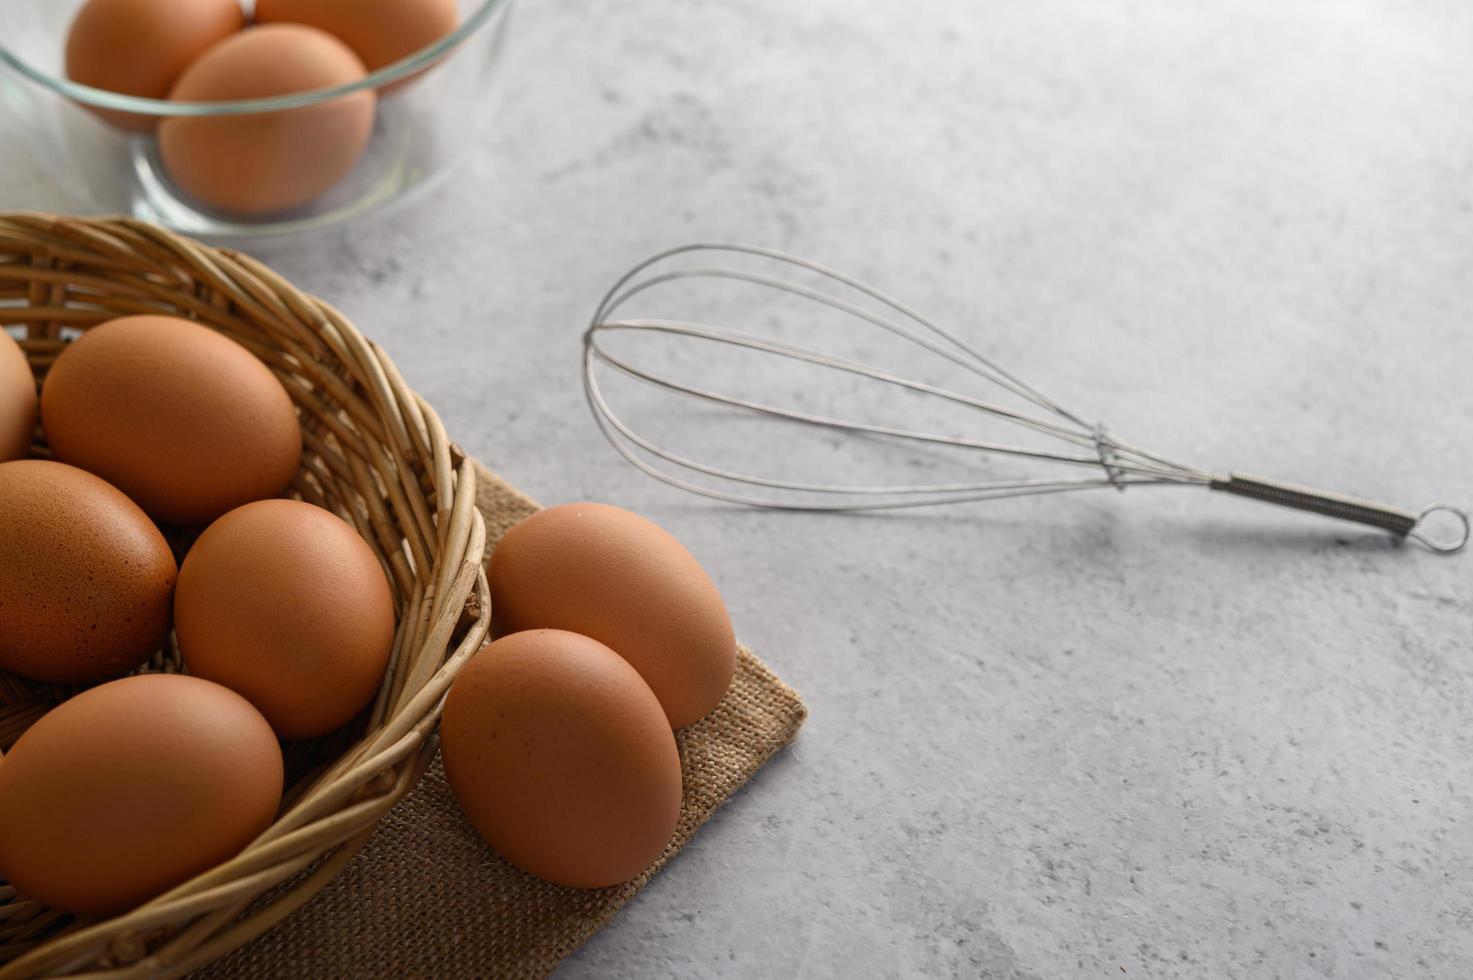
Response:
0,0,513,237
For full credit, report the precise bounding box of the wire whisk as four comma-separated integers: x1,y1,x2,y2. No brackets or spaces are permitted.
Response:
582,244,1468,554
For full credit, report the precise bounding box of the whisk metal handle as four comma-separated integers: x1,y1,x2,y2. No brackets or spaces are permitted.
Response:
1210,472,1470,553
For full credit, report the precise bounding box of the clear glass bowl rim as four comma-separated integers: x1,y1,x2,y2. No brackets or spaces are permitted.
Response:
0,0,510,116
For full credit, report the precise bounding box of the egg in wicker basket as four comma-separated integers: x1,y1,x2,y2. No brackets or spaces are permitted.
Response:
0,212,490,978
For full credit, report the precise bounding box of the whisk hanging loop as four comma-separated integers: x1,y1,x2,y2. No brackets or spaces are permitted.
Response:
583,243,1468,555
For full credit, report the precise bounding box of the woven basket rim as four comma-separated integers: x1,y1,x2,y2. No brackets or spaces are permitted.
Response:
0,211,490,979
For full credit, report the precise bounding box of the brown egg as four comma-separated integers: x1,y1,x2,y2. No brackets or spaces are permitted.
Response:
0,330,35,462
255,0,459,74
175,499,396,740
442,630,683,888
64,0,245,131
160,24,376,215
0,460,176,684
41,315,301,527
0,674,282,918
489,503,737,729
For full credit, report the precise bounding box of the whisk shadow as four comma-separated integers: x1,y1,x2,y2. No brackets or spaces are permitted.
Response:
1173,519,1408,557
652,496,1096,534
656,496,1415,559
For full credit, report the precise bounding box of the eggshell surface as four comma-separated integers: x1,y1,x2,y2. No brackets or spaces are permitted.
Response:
175,499,396,739
489,503,737,728
41,315,301,527
255,0,459,73
64,0,245,131
0,330,34,462
0,460,176,684
0,674,282,918
441,630,683,889
159,24,376,215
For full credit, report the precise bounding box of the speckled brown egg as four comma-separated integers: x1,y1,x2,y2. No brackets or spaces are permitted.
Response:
0,674,282,918
174,499,396,740
65,0,245,131
255,0,459,74
0,460,176,684
489,503,737,729
0,330,35,462
441,630,683,889
160,24,376,215
41,315,301,527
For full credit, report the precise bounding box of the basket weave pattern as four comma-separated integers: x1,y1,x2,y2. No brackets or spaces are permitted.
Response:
0,213,490,978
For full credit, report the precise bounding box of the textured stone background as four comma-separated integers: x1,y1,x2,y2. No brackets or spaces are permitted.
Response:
5,1,1473,977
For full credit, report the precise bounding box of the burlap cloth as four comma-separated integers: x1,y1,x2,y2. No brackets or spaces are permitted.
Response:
196,461,807,979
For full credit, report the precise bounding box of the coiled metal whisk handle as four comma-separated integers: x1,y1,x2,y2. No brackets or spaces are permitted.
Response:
1210,473,1470,554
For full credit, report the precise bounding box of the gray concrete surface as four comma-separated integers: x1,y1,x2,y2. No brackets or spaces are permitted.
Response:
6,1,1473,977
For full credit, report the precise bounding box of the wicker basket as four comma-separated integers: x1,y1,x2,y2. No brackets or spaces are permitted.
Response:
0,212,491,978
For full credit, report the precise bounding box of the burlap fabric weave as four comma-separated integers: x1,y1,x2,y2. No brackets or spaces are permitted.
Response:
197,461,808,979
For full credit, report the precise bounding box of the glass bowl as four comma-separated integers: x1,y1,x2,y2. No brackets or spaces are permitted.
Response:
0,0,512,237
